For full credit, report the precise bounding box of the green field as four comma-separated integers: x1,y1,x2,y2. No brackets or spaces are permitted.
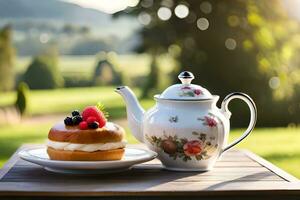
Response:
0,86,300,178
0,86,153,118
15,54,176,80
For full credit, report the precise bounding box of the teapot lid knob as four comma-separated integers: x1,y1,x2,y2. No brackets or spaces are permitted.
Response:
159,70,213,100
178,71,194,85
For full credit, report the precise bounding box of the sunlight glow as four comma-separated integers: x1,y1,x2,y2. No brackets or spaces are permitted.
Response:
62,0,139,14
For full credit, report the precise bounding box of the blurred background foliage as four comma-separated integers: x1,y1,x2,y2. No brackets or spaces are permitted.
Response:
116,0,300,127
0,0,299,127
23,48,64,89
0,25,15,92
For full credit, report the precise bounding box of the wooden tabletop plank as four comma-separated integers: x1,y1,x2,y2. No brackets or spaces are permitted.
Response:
0,144,299,198
242,150,300,182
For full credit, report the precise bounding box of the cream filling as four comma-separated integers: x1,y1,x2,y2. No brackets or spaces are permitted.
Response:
47,139,126,152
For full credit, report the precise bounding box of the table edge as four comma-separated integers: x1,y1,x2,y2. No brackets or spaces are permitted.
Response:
1,188,300,197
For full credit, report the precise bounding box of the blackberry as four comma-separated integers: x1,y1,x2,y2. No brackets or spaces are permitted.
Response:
71,110,80,117
72,115,83,125
88,121,99,129
64,117,73,126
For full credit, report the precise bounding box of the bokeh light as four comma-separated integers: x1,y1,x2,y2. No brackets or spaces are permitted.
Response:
161,0,174,8
183,37,196,50
227,15,240,27
243,39,253,51
225,38,237,50
157,7,172,21
269,76,280,89
174,4,189,19
39,33,49,44
140,0,153,8
138,12,152,25
200,1,212,14
186,11,197,23
197,18,209,30
168,44,181,57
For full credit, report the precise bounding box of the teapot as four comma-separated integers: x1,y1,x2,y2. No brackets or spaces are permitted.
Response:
115,71,257,171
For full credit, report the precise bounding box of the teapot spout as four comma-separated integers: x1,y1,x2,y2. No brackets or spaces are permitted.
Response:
115,86,145,142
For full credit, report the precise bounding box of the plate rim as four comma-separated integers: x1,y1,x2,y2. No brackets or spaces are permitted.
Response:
18,146,158,165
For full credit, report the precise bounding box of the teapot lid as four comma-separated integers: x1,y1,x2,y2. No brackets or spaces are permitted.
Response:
158,71,213,101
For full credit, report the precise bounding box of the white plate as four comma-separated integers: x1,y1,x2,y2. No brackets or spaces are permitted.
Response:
18,147,157,174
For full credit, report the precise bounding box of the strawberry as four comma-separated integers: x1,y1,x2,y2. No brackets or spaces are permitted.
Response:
79,121,88,130
82,106,106,128
87,116,97,124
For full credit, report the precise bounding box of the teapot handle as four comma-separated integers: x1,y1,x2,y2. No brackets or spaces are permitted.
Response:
221,92,257,153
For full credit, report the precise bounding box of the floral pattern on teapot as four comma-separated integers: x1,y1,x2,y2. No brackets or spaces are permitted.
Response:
146,131,218,162
178,86,203,97
146,114,219,162
198,115,218,127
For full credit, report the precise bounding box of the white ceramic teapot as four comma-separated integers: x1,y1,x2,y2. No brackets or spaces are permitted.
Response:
115,71,257,171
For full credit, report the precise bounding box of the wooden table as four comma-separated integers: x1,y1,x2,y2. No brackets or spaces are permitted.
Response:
0,144,299,200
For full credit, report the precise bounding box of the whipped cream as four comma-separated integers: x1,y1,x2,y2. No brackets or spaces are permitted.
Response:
47,139,126,152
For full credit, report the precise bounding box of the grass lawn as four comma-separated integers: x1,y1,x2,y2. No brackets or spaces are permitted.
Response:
0,124,299,178
230,127,300,177
0,86,153,118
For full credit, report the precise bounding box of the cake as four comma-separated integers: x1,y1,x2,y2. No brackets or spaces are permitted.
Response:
46,104,126,161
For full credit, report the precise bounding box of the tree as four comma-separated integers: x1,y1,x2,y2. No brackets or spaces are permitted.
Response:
93,59,123,86
15,82,29,116
141,56,159,98
0,25,15,91
117,0,300,126
23,48,64,89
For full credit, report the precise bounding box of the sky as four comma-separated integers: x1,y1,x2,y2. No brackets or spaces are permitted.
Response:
63,0,139,14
